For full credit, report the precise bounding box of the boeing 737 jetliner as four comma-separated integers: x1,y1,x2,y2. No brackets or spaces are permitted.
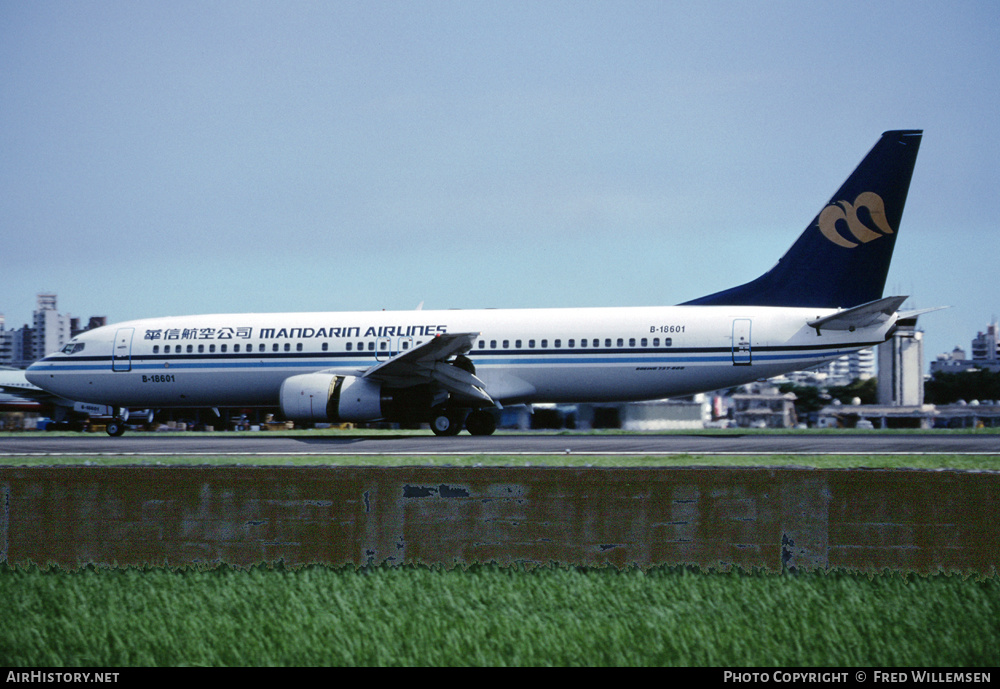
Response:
28,131,924,436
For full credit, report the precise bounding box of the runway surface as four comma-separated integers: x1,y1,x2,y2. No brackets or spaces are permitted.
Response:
1,432,998,456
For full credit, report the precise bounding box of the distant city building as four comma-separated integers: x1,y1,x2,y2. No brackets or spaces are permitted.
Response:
0,294,106,369
972,321,1000,363
731,386,798,429
69,315,106,338
33,293,70,360
11,326,34,369
817,400,936,429
0,315,35,369
931,320,1000,374
0,315,9,365
782,348,875,388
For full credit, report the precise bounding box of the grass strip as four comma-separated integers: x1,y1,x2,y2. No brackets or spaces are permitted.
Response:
1,453,998,470
1,564,997,667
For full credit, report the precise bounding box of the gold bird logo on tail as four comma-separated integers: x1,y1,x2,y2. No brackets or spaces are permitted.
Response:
817,192,893,248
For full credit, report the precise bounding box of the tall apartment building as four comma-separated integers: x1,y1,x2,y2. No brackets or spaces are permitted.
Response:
33,293,70,360
971,321,1000,363
0,314,35,369
0,315,10,367
931,320,1000,374
2,295,106,368
814,348,876,386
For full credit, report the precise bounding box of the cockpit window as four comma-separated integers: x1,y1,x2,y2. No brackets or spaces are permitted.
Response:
61,342,85,355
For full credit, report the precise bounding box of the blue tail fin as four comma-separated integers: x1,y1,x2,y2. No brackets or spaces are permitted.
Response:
683,130,922,309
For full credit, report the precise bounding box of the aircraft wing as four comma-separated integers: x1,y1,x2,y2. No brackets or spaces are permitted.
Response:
356,332,495,405
0,368,80,413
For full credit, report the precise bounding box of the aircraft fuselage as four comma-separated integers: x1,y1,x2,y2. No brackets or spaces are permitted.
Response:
26,304,890,409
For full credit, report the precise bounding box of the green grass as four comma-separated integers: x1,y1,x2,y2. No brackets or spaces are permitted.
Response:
2,453,998,470
0,564,997,667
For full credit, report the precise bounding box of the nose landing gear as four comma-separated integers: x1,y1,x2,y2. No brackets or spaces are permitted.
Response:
105,418,127,437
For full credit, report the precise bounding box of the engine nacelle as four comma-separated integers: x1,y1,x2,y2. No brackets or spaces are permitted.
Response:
280,373,385,423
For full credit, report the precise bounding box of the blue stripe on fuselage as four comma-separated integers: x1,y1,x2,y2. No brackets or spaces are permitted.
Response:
34,343,872,373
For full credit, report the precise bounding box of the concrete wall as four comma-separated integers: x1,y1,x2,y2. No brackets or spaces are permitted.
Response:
1,466,997,573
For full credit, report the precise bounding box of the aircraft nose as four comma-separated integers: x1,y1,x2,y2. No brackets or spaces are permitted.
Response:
25,359,57,390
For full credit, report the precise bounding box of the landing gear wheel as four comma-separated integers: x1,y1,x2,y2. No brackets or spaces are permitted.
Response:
430,411,462,436
106,418,127,437
465,410,497,436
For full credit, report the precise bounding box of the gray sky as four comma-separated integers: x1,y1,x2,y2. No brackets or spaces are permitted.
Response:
3,0,998,368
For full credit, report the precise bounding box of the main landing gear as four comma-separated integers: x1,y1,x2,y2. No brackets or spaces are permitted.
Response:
465,409,497,436
429,408,497,436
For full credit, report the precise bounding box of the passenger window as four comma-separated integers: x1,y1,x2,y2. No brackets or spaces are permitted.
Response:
541,339,548,348
478,341,485,349
653,338,660,347
529,340,535,348
209,344,216,353
665,338,672,346
490,340,497,349
368,342,374,351
296,343,303,352
198,345,204,353
617,338,624,347
640,338,647,347
346,342,352,351
605,339,612,347
153,345,159,353
629,338,635,347
515,340,522,348
284,343,291,352
272,344,279,352
234,344,240,353
502,340,509,349
221,344,227,353
322,342,328,352
554,339,561,348
187,345,193,353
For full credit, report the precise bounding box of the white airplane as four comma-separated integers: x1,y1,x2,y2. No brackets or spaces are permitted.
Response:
27,130,925,437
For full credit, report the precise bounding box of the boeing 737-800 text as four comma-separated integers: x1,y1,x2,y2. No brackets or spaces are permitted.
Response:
27,130,924,436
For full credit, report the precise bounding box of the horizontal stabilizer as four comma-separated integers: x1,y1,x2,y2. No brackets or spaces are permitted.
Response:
897,305,949,321
807,295,908,334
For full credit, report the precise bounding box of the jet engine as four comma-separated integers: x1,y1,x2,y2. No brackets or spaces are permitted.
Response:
280,373,385,423
279,373,436,424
